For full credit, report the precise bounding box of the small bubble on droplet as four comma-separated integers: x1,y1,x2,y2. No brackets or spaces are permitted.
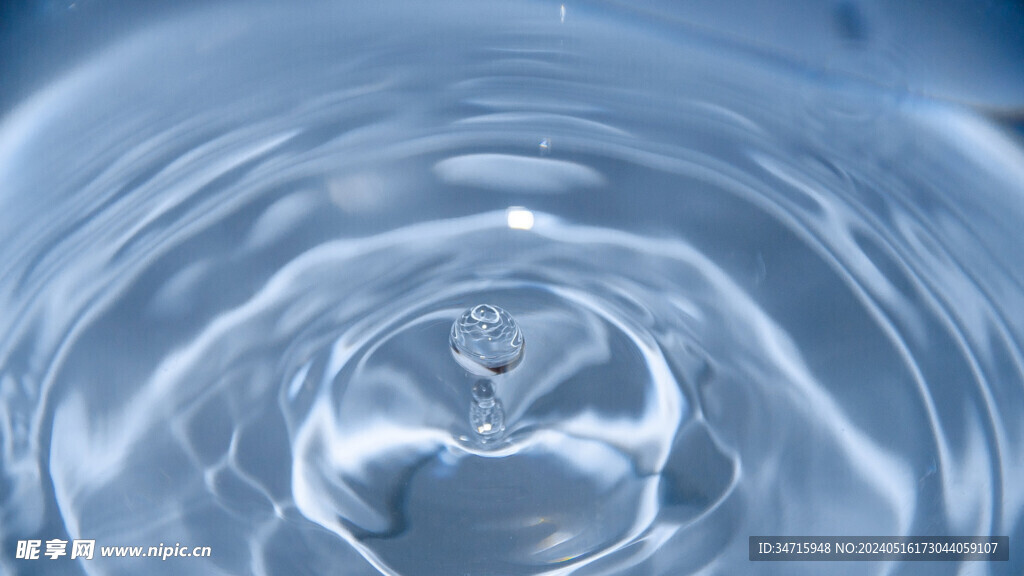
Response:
450,304,524,376
472,380,496,404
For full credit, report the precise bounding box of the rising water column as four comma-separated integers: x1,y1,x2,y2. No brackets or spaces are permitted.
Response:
450,304,524,442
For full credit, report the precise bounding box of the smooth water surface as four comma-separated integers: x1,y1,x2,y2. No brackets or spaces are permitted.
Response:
1,1,1023,575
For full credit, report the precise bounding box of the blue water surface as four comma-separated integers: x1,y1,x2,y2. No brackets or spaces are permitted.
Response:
1,1,1023,575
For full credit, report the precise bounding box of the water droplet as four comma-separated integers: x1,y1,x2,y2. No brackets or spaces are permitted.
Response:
470,380,505,441
539,138,551,156
450,304,524,375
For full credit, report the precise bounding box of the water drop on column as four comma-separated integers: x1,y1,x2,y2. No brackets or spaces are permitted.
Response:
450,304,524,376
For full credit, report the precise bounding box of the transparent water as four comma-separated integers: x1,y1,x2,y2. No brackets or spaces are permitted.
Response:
450,304,525,375
2,1,1023,575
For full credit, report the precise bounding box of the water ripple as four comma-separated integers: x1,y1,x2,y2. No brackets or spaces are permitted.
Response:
1,2,1022,576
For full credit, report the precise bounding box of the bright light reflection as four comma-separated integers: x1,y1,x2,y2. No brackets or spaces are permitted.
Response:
506,207,534,230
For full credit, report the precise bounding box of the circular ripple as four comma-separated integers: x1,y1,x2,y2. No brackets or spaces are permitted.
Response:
0,2,1022,576
282,218,701,574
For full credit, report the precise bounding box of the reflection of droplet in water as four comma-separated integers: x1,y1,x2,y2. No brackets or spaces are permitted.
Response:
470,380,505,441
450,304,524,375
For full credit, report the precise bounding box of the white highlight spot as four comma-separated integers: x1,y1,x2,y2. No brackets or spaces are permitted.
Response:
506,207,535,230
